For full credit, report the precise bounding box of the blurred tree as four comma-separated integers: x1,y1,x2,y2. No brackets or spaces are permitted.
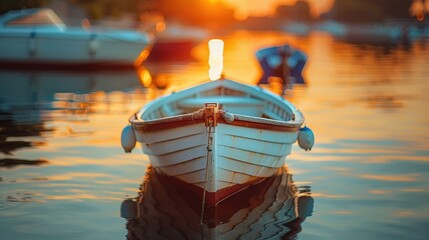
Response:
334,0,383,23
0,0,51,14
0,0,157,20
60,0,235,26
371,0,414,19
0,0,235,28
276,5,293,18
275,0,312,21
330,0,414,23
69,0,156,20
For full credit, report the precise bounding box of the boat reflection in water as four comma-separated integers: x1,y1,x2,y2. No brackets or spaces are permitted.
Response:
0,68,145,123
121,166,314,239
0,68,145,163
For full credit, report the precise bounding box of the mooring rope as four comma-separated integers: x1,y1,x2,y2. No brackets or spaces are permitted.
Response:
199,119,214,239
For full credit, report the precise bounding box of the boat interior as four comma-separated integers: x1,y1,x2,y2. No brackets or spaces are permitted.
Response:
142,85,296,122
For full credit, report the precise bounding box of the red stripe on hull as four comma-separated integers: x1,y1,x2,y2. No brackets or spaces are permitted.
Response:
133,116,299,133
147,40,196,62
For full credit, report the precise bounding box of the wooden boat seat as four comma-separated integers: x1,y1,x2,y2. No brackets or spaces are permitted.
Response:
177,96,265,109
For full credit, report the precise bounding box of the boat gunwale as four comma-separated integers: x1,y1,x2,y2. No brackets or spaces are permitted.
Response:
131,79,305,133
130,110,302,133
137,79,303,119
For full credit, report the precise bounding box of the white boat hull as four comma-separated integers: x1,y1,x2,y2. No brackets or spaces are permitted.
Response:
0,8,152,68
124,79,313,205
135,116,299,205
0,30,151,67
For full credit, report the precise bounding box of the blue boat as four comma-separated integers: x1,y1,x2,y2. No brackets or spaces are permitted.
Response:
256,45,307,85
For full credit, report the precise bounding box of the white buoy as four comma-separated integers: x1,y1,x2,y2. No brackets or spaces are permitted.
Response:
298,126,314,151
121,125,136,153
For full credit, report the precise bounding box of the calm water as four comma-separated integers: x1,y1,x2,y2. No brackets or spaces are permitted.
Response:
1,30,429,240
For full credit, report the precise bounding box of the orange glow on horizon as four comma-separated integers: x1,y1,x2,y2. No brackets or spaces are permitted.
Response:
222,0,334,20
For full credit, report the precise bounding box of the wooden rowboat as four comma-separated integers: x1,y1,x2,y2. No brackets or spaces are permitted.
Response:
121,78,314,206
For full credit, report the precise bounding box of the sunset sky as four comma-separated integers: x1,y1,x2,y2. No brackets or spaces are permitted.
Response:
221,0,335,19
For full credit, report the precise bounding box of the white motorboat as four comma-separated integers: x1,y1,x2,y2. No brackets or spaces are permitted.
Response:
0,8,153,69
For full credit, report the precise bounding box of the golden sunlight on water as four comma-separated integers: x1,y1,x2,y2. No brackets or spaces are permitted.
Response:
208,39,224,80
175,31,429,150
0,30,428,240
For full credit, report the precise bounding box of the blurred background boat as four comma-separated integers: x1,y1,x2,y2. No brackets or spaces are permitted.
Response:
313,22,412,46
256,44,307,85
0,68,143,124
0,8,154,69
121,166,314,239
146,21,210,62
